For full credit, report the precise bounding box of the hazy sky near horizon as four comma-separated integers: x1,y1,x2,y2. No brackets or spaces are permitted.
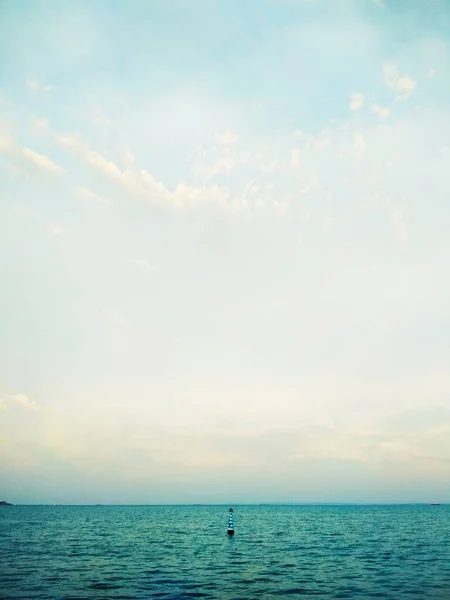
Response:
1,0,450,504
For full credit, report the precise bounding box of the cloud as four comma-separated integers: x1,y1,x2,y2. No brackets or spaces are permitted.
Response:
395,75,417,96
130,258,160,273
92,114,111,127
21,148,62,172
214,130,238,145
383,63,417,98
73,186,109,205
50,126,286,215
388,206,408,244
0,133,62,175
190,150,235,181
290,148,301,167
84,150,124,183
372,104,390,119
10,394,39,411
301,173,320,195
353,131,366,158
350,92,364,111
371,195,408,243
372,0,385,7
428,68,437,79
49,224,64,237
53,132,82,148
314,137,330,151
34,118,50,131
26,79,53,93
0,135,13,151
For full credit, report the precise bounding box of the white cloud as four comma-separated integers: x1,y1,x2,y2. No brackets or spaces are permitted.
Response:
50,126,286,215
84,150,124,183
34,118,50,131
350,92,364,111
21,148,62,172
10,394,39,410
172,182,231,211
290,148,301,167
26,79,53,93
0,398,7,411
388,205,408,244
190,152,235,181
396,75,417,96
383,63,417,98
372,0,385,7
92,114,111,127
353,131,366,158
123,149,135,170
0,135,13,151
314,137,330,151
0,134,62,174
50,224,64,237
371,195,408,244
372,104,390,119
73,186,109,205
130,258,160,273
428,68,437,79
214,130,238,145
301,173,320,195
53,132,82,148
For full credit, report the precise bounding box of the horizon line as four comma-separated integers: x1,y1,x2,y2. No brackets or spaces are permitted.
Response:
3,502,448,507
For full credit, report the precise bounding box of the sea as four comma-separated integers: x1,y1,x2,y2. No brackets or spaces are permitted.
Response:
1,504,449,599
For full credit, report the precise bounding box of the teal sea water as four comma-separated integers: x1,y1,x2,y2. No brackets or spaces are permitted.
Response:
1,504,449,599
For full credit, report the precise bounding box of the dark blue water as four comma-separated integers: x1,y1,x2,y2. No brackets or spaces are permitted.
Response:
1,505,449,599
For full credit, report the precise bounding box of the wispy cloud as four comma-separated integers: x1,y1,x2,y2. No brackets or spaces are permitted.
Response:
214,130,238,145
9,394,40,411
130,258,160,273
0,133,62,174
350,92,364,111
92,114,111,127
73,186,109,205
353,131,366,159
371,194,408,244
26,78,53,93
49,224,64,237
321,216,333,237
383,63,417,98
34,117,50,131
372,104,390,119
49,125,287,215
290,148,301,167
21,148,62,173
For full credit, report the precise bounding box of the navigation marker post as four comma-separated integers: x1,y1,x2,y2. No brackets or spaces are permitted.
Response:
227,507,235,535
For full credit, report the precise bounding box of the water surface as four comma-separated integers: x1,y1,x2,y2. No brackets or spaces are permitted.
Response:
1,504,449,599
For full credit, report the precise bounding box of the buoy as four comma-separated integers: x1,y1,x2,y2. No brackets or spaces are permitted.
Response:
227,507,235,535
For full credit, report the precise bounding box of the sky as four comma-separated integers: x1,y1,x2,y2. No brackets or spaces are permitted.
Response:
1,0,450,505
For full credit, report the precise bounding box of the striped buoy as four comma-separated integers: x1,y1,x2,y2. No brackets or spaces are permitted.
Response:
227,507,234,535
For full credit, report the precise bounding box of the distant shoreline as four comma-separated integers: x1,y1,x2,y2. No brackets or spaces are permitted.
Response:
3,502,448,507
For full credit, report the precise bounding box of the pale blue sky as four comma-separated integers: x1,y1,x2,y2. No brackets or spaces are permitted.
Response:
1,0,450,504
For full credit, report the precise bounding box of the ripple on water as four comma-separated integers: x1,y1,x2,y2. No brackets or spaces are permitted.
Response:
1,505,450,599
